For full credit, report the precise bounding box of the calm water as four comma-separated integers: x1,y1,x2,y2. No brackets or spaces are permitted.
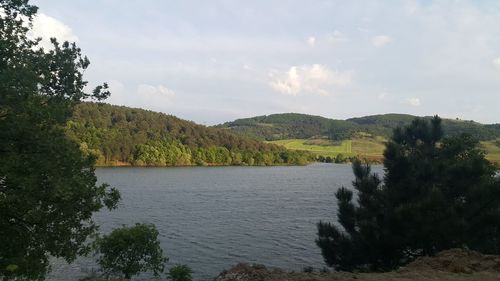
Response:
48,163,382,281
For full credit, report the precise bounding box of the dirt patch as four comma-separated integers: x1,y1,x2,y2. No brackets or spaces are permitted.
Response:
215,249,500,281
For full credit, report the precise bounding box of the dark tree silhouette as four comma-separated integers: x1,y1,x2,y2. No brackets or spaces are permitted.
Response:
0,1,119,279
317,116,500,271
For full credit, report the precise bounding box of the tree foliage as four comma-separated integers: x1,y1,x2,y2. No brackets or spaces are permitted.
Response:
219,112,500,141
168,264,193,281
316,116,500,271
67,103,315,166
0,1,119,279
96,224,167,280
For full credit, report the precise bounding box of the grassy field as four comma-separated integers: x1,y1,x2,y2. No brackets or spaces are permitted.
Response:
271,137,500,164
481,138,500,164
269,139,354,157
269,137,386,161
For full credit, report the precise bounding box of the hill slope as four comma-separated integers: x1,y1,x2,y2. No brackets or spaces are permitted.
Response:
219,113,500,141
216,113,335,140
66,103,314,166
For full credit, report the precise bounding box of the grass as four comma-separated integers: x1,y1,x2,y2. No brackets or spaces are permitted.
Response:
269,137,387,161
269,139,354,157
272,137,500,164
481,138,500,164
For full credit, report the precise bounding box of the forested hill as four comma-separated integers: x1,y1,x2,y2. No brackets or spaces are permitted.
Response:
66,103,313,166
215,113,334,140
218,113,500,141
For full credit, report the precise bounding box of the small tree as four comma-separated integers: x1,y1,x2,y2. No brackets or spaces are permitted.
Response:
96,224,168,280
168,264,193,281
317,116,500,271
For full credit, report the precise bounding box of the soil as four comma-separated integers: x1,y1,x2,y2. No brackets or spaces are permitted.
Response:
215,249,500,281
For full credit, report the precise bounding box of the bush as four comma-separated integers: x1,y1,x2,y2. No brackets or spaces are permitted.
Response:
168,264,193,281
96,224,168,280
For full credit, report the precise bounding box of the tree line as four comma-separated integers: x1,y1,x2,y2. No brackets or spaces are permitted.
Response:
219,112,500,141
67,103,314,166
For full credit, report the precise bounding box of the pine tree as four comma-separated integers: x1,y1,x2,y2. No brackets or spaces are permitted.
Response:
316,116,500,271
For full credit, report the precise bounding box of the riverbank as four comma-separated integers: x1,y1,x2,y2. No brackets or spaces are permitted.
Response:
215,249,500,281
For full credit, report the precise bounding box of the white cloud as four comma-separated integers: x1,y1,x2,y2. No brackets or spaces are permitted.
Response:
105,81,176,110
372,35,392,47
137,84,175,98
270,64,352,96
403,97,421,106
30,13,78,50
307,36,316,46
378,92,388,100
493,58,500,69
328,30,349,43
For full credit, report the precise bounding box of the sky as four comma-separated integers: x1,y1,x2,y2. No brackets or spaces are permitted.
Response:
30,0,500,125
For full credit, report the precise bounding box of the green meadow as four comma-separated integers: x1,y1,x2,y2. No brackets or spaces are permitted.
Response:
271,137,500,164
269,139,354,158
269,137,387,161
481,138,500,164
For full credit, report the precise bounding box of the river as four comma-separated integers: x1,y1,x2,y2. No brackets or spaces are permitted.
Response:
48,163,383,281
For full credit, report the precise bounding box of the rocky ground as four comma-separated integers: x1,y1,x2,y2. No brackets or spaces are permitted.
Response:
215,249,500,281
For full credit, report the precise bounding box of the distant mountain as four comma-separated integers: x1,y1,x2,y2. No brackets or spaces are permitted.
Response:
217,113,500,141
66,103,313,166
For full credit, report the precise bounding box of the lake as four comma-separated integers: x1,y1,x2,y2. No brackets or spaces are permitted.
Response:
48,163,383,281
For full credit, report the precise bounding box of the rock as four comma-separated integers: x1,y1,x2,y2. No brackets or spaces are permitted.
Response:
215,249,500,281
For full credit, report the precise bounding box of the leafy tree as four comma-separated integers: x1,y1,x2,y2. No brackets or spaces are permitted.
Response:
219,112,500,141
316,116,500,271
0,0,119,279
66,103,314,166
168,264,193,281
96,224,167,280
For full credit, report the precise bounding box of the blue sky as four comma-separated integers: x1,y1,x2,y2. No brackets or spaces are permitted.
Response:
31,0,500,124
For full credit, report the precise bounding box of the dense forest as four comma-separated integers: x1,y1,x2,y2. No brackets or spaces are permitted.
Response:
66,103,314,166
218,113,500,141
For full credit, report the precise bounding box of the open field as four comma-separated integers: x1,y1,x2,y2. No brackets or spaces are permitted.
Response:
269,137,387,161
271,137,500,164
269,139,354,158
481,138,500,164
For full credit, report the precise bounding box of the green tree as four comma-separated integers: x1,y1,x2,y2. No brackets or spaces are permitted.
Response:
316,116,500,271
168,264,193,281
96,224,168,280
0,1,120,279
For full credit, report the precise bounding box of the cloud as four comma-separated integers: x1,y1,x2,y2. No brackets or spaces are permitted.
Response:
137,84,175,99
493,58,500,69
328,30,349,43
378,92,388,100
270,64,352,96
307,36,316,47
30,13,78,49
105,81,176,110
372,35,392,47
403,97,421,106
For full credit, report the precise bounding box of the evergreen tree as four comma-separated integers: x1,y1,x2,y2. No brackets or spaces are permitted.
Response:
316,116,500,271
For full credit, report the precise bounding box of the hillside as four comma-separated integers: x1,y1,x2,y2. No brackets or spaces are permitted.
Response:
66,103,314,166
215,113,335,140
219,113,500,163
349,114,500,140
218,113,500,141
